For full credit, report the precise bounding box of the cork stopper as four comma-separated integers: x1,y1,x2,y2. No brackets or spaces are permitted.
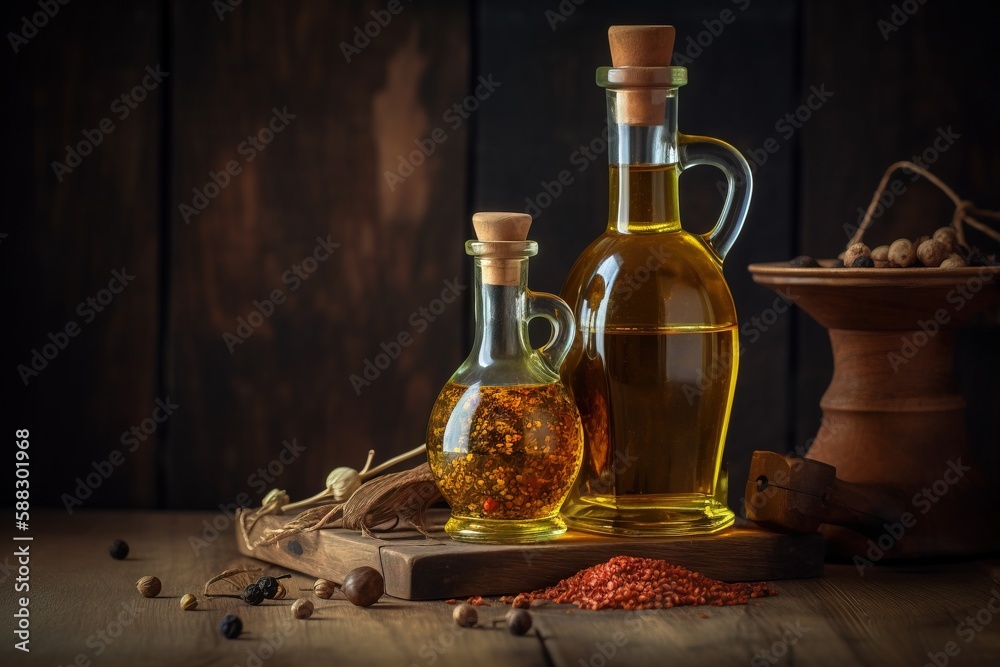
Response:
608,25,675,126
471,212,533,286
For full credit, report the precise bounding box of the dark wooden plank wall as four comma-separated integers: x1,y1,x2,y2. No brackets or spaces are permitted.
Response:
1,2,162,510
2,0,997,511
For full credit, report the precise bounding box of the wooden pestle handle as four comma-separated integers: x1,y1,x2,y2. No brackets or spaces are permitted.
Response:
745,451,906,535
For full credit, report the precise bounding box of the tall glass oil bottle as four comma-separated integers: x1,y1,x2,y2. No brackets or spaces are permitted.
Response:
559,26,753,535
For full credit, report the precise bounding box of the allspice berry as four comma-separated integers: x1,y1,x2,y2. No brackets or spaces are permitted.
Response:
870,245,890,268
109,539,129,560
136,576,161,598
842,243,871,268
218,614,242,640
917,238,949,267
180,594,198,611
292,598,314,619
313,579,337,599
453,602,478,627
888,238,916,267
933,227,957,251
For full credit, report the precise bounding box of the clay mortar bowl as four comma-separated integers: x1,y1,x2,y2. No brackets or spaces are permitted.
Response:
748,261,1000,559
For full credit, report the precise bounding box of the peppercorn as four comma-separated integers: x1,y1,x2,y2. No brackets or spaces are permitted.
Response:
933,227,957,251
851,256,875,268
505,609,533,635
789,255,819,268
917,239,949,267
242,583,266,606
870,245,890,268
453,602,478,627
292,598,314,620
888,238,916,267
109,539,129,560
842,243,870,268
342,567,383,607
180,594,198,611
313,579,337,599
136,576,161,598
218,614,242,639
256,574,291,599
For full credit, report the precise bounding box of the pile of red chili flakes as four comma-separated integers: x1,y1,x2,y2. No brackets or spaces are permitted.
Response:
501,556,777,611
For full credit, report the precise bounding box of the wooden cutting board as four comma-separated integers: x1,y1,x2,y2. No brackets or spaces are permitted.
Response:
235,509,824,600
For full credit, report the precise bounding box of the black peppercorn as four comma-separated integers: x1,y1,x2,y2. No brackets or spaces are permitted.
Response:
219,614,242,639
257,576,279,599
851,256,875,268
789,255,819,268
109,539,129,560
242,583,266,606
505,609,532,635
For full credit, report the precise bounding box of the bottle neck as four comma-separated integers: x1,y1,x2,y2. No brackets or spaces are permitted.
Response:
470,260,530,363
606,88,681,234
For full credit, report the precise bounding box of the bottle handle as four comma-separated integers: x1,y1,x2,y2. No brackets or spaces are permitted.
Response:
526,291,576,372
678,134,753,262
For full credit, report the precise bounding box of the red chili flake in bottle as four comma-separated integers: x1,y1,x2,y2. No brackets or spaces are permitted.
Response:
500,555,777,611
483,498,500,513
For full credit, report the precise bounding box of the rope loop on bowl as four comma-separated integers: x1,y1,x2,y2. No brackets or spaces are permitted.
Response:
850,161,1000,250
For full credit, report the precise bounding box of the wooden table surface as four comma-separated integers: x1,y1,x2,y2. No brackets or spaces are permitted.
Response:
2,511,999,667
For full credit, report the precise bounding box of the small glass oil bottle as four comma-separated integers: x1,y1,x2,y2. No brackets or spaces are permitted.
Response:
426,212,584,543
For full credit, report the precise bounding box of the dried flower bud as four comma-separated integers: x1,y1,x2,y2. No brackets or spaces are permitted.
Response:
180,594,198,611
933,227,957,251
940,255,967,269
313,579,337,599
843,243,870,268
292,598,314,619
888,239,916,267
870,245,890,268
262,488,290,507
136,576,161,598
325,467,363,501
917,239,949,267
453,602,478,627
